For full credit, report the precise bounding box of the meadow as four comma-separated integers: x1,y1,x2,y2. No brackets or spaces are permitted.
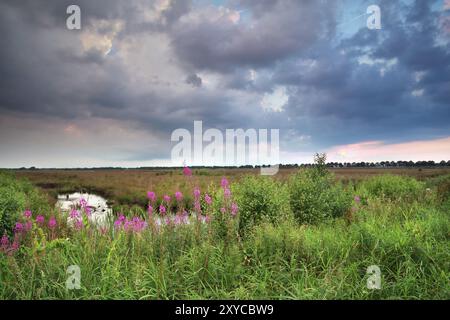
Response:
0,161,449,299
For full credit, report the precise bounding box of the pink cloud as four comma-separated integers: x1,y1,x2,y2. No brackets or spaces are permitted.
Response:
327,137,450,162
444,0,450,10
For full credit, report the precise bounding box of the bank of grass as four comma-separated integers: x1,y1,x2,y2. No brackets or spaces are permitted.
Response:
0,170,449,299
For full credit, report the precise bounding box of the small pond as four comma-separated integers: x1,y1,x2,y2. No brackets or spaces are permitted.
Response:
56,192,112,227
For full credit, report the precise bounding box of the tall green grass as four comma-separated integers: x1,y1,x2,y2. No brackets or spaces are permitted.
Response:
0,171,448,299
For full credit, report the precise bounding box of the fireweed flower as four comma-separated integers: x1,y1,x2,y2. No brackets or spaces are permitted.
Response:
194,187,201,199
159,205,167,216
354,196,361,203
24,221,32,232
221,177,229,189
220,207,226,214
224,188,231,199
183,166,192,177
205,194,212,205
11,239,19,252
80,198,88,208
114,219,122,229
75,219,83,230
163,195,171,203
1,234,9,249
23,209,32,219
147,191,156,203
231,203,239,216
69,209,80,219
36,215,45,225
48,217,57,229
194,201,202,214
175,191,183,202
14,222,24,233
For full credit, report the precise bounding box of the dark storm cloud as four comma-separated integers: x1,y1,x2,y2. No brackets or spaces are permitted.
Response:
169,0,336,72
185,74,203,87
0,0,449,165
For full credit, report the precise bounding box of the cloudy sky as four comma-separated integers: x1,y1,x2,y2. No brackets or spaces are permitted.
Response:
0,0,449,168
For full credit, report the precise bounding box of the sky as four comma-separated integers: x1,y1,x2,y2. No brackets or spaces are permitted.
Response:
0,0,449,168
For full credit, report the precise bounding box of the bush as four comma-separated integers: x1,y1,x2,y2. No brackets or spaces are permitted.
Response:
0,172,50,236
233,176,290,236
289,169,352,224
358,175,424,201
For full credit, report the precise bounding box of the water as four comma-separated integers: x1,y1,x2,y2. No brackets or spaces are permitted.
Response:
56,192,112,227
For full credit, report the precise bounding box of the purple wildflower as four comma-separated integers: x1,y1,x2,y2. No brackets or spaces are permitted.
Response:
159,205,167,216
194,187,201,199
69,209,80,219
205,194,212,205
147,191,156,203
36,215,44,225
24,221,32,232
183,166,192,177
231,203,239,216
354,196,361,203
23,209,32,219
175,191,183,202
163,195,171,203
224,188,231,199
14,222,24,233
48,217,57,229
221,177,229,189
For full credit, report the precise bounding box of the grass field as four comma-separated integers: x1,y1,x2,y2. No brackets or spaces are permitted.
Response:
1,164,449,299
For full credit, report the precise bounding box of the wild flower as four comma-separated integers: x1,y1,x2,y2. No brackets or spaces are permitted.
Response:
36,215,45,225
194,187,201,199
84,206,92,217
163,195,171,203
224,188,231,199
14,222,24,233
175,191,183,202
69,209,80,219
48,217,57,229
118,214,126,222
220,207,226,214
205,194,212,205
221,177,229,189
74,219,83,230
24,221,32,232
183,166,192,177
354,196,361,203
80,197,88,208
159,205,167,216
147,191,156,203
10,239,19,253
231,203,239,216
114,219,122,229
23,209,32,219
194,201,202,213
1,234,9,249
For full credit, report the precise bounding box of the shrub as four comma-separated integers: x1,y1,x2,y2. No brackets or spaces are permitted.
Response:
0,172,50,236
233,176,290,236
289,169,352,224
358,175,424,201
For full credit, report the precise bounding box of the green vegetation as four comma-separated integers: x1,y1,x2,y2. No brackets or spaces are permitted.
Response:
0,171,49,237
0,165,449,300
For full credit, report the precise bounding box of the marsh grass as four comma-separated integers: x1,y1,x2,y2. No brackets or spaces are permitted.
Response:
0,170,449,299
